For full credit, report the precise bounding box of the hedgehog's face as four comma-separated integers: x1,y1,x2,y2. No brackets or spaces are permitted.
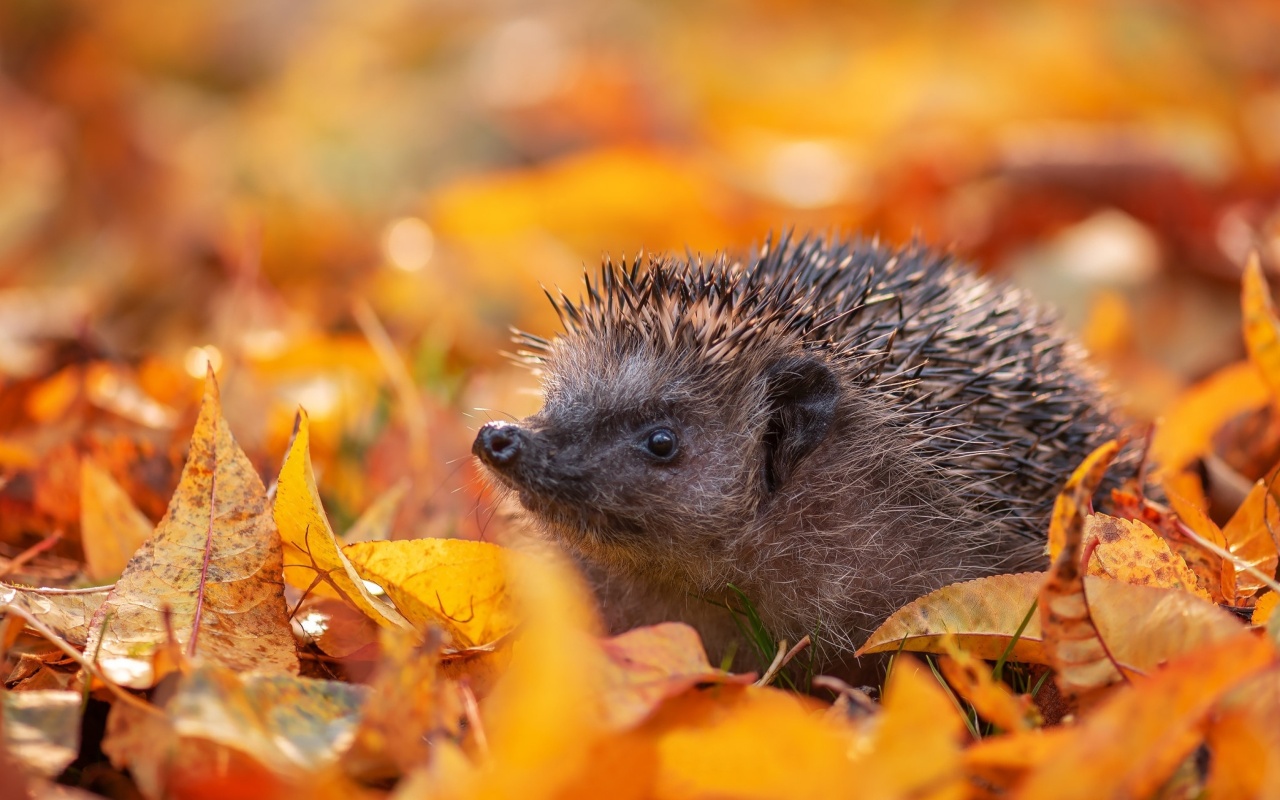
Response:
472,344,840,567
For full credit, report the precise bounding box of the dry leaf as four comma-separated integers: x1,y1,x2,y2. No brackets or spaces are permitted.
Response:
341,628,463,784
2,689,81,779
937,642,1042,732
1150,361,1271,476
80,457,154,582
596,622,753,730
1047,440,1119,562
859,573,1244,677
1242,252,1280,400
343,538,517,649
84,371,299,689
1,584,110,647
1165,484,1236,603
274,409,414,633
1205,668,1280,800
1220,477,1280,601
1041,441,1124,705
103,665,367,800
1015,631,1276,799
1084,514,1211,600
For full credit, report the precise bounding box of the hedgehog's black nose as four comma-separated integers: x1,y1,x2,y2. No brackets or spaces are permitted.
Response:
474,422,523,468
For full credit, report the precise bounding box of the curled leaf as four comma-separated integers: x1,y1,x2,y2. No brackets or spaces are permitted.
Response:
274,409,413,633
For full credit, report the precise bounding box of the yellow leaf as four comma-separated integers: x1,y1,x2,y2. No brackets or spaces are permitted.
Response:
1243,252,1280,400
343,538,517,649
81,457,154,582
858,573,1047,663
273,409,413,633
84,370,299,689
1084,514,1211,600
1047,440,1119,563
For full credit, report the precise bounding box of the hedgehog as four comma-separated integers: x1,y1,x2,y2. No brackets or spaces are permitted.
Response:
472,234,1125,675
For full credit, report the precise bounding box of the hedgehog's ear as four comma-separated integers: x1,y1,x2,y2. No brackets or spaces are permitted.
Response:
762,355,840,492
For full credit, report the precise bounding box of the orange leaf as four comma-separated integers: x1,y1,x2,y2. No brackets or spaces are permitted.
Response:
1205,668,1280,800
937,643,1042,732
1253,592,1278,626
342,628,464,783
85,370,299,689
1165,484,1236,603
1041,442,1124,704
1220,477,1280,602
1015,632,1277,799
596,622,753,730
1150,361,1270,476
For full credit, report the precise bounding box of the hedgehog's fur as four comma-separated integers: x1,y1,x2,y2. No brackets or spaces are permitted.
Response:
474,234,1124,674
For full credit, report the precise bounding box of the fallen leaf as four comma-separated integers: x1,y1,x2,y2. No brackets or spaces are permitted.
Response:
1255,592,1278,626
963,727,1075,794
274,409,414,633
596,622,754,730
1047,440,1119,562
1164,484,1235,603
1084,514,1211,600
937,643,1042,732
1205,668,1280,800
84,370,299,689
1,584,110,647
1219,477,1280,601
104,665,368,800
1015,631,1277,799
81,456,154,582
859,573,1245,678
1150,361,1271,476
2,689,81,778
1042,442,1124,705
341,627,463,784
1242,252,1280,400
343,538,517,649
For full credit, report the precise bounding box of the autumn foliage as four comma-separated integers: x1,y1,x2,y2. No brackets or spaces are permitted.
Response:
3,1,1280,798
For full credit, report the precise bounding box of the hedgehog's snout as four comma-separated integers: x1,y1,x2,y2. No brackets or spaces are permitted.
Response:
474,421,525,469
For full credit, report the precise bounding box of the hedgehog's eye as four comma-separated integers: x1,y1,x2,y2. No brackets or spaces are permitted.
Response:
641,427,678,461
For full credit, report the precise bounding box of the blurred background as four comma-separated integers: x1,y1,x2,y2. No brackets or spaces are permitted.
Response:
1,0,1279,562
